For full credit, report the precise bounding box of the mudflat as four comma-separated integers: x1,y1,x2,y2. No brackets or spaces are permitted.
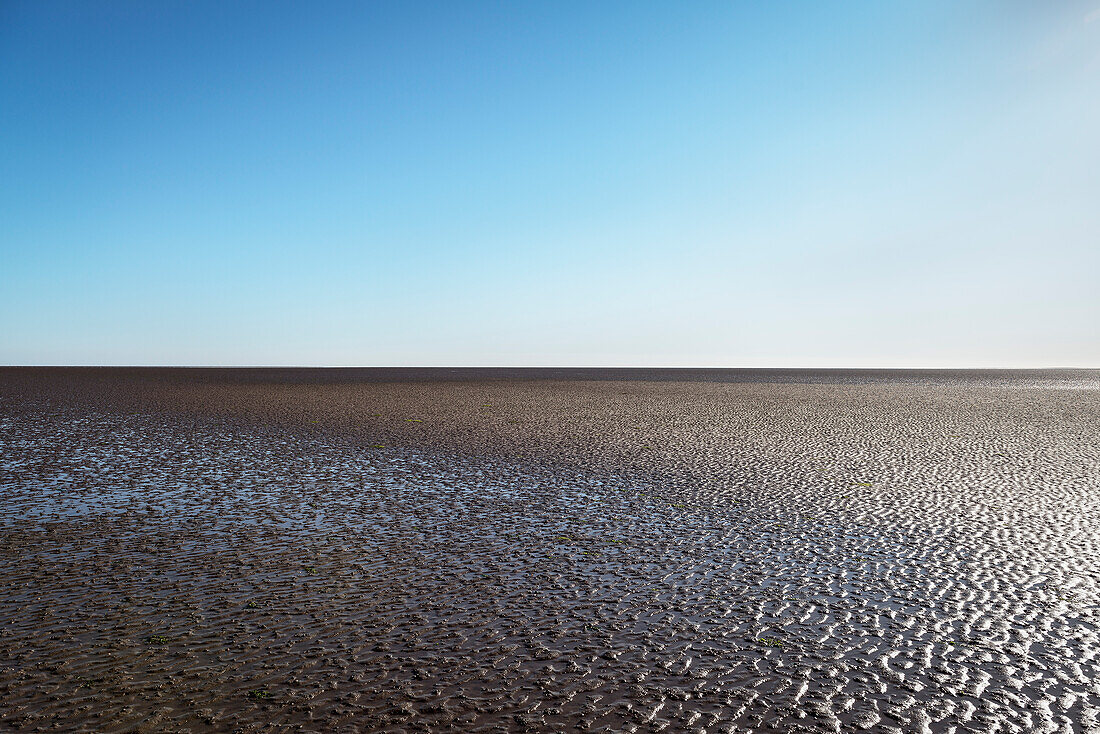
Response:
2,368,1099,732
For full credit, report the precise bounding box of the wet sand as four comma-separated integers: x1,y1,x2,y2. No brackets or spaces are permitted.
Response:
2,368,1099,732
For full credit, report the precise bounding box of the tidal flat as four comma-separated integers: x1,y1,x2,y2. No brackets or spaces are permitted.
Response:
1,368,1099,732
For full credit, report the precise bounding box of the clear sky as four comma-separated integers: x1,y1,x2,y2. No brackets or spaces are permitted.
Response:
2,1,1098,367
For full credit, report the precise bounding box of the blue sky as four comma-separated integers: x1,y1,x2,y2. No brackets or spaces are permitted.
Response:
2,1,1098,366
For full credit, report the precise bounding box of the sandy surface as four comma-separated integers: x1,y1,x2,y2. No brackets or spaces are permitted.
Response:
1,368,1099,732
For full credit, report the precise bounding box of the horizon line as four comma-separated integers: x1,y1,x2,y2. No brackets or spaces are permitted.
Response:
3,365,1099,371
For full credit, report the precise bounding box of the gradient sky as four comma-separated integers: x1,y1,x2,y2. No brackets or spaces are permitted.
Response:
2,1,1098,367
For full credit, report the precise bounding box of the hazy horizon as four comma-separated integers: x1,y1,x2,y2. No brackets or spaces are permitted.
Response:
3,1,1099,368
4,364,1099,372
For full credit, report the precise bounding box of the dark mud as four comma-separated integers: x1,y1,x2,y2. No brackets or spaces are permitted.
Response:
1,369,1099,732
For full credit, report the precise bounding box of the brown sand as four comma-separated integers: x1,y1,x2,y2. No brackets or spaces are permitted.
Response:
1,368,1099,732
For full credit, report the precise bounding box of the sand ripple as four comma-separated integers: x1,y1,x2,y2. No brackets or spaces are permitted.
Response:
2,406,1099,732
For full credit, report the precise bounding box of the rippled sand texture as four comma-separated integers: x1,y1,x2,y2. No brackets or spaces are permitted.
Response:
1,369,1099,732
